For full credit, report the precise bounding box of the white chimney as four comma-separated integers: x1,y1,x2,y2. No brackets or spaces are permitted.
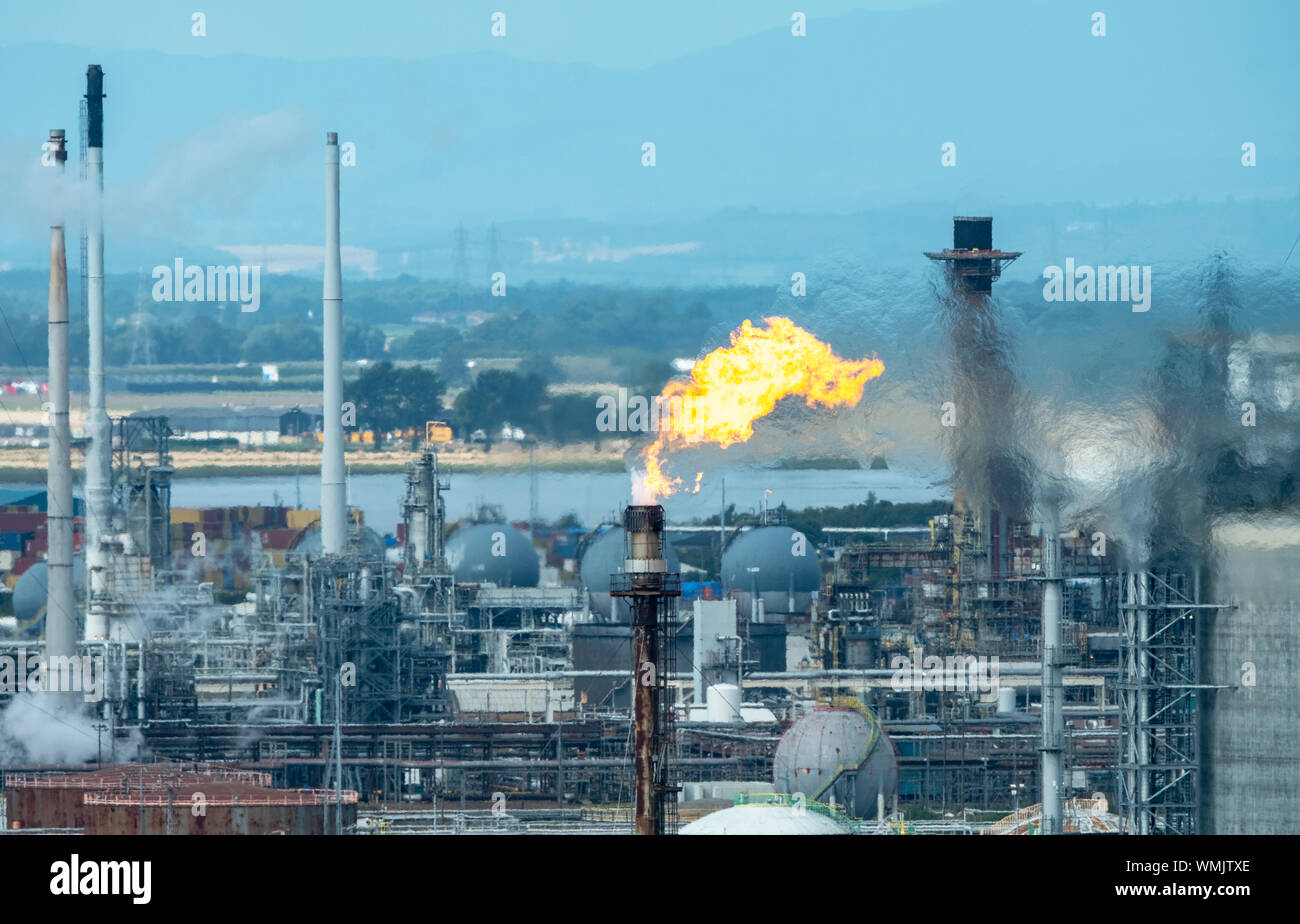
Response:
84,64,111,639
45,129,77,705
321,132,346,554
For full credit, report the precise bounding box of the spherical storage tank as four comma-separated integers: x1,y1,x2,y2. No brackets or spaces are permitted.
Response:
721,525,820,618
773,702,899,819
579,526,681,621
445,523,538,587
680,802,853,835
12,559,86,637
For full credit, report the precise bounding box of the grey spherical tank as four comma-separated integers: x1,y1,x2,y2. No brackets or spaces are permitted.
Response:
445,522,539,587
773,702,899,819
12,558,86,637
721,525,821,617
579,526,681,621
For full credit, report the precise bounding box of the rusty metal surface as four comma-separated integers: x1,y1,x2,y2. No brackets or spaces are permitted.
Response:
3,763,355,833
84,802,356,835
632,605,657,836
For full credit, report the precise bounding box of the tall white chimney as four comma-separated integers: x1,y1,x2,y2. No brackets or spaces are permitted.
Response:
46,129,77,706
83,64,111,639
321,132,346,554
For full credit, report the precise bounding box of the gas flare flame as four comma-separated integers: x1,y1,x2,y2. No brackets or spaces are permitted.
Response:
635,317,884,499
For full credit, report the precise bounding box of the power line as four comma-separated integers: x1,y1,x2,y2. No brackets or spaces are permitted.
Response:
1284,228,1300,265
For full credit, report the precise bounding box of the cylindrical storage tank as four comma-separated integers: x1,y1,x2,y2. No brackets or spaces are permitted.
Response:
578,526,680,621
706,683,742,723
445,523,538,587
773,702,898,819
1202,515,1300,834
721,526,820,620
996,686,1017,714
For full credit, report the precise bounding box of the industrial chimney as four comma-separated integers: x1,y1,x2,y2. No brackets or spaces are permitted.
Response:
610,504,681,834
320,132,346,554
45,130,77,707
83,64,111,639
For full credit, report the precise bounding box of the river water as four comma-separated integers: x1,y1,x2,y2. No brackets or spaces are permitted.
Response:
5,467,947,533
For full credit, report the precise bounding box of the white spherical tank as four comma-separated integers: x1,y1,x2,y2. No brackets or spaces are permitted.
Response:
773,701,898,819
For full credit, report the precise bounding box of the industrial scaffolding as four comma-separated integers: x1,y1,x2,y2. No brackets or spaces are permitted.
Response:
312,556,452,726
1116,570,1228,834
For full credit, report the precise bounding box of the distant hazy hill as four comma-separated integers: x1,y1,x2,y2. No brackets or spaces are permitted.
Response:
0,0,1296,281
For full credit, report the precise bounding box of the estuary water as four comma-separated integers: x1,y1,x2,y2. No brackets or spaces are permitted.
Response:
5,467,947,533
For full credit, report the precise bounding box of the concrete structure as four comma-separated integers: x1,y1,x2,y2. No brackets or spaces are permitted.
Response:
1202,515,1300,834
691,598,739,705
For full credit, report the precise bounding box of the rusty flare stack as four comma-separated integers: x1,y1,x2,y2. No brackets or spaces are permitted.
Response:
609,505,681,835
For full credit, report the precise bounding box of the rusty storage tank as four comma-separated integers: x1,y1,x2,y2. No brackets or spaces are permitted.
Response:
772,700,898,819
3,765,271,831
83,786,357,835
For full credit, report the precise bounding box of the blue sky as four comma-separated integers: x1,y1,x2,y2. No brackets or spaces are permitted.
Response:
0,0,939,68
0,0,1296,281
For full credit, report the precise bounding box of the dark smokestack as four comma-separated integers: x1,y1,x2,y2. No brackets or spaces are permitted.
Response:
85,65,104,148
610,504,680,835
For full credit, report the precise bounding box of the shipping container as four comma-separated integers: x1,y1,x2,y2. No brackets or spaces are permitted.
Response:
0,531,31,551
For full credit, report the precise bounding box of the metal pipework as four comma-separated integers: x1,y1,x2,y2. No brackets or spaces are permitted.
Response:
320,132,346,555
1040,522,1064,835
45,130,77,709
84,65,111,640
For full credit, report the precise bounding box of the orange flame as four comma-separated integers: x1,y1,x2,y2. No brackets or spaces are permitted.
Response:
638,317,884,498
